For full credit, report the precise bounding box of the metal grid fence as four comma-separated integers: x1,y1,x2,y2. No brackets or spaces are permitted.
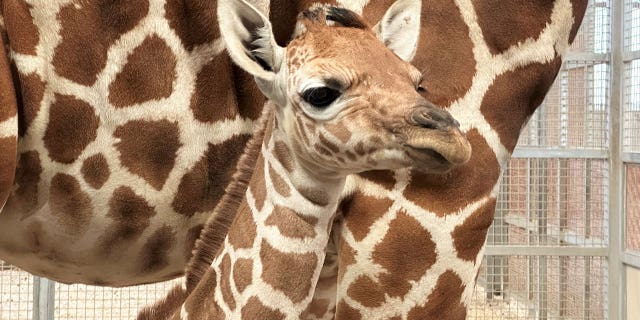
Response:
1,0,639,319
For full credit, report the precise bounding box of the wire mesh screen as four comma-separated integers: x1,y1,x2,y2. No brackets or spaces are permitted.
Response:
518,61,609,149
476,1,611,319
570,0,610,54
53,279,180,320
471,256,608,320
0,259,180,320
624,0,640,152
623,60,640,152
0,261,33,320
488,158,609,248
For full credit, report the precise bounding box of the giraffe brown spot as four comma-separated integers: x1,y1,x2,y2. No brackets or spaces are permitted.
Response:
319,133,340,153
53,0,149,85
81,154,110,189
264,117,274,147
315,143,333,157
324,122,352,143
182,268,225,319
233,64,266,121
4,150,38,217
407,271,467,320
359,170,396,190
241,296,285,320
417,0,476,106
362,0,475,106
347,275,386,308
185,224,204,260
570,1,589,43
2,0,39,55
342,191,393,241
189,56,263,123
269,0,337,45
481,58,562,152
219,254,236,310
306,298,330,318
114,120,181,190
0,63,16,124
403,130,500,215
0,138,17,211
100,186,156,256
354,141,367,156
295,119,311,146
227,200,256,249
233,258,253,293
273,141,294,172
474,0,555,55
137,285,187,320
297,187,329,207
268,164,290,197
165,0,219,51
44,94,99,164
172,135,250,217
49,174,93,237
190,55,235,123
336,300,362,320
337,237,356,282
373,211,436,298
108,35,176,108
249,155,267,211
265,205,317,239
452,198,497,261
16,73,45,137
260,240,317,303
140,225,175,273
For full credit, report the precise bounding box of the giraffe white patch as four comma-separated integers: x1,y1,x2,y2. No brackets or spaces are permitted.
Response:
336,0,370,14
179,304,188,319
0,115,17,139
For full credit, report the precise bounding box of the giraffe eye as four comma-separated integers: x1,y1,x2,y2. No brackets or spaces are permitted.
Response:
302,87,340,108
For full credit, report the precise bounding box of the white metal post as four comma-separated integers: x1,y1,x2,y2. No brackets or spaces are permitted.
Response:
32,277,55,320
609,0,625,318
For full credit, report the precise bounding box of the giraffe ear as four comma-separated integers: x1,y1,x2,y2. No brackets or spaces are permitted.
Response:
218,0,284,81
374,0,422,62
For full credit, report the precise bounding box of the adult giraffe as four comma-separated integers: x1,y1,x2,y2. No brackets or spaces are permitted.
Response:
0,0,587,316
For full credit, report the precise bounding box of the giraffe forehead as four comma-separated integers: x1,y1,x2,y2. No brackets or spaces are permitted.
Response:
287,27,409,74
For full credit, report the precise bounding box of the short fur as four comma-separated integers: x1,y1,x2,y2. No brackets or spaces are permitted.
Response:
184,104,274,290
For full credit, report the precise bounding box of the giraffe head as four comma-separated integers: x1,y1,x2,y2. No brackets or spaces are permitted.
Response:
219,0,471,178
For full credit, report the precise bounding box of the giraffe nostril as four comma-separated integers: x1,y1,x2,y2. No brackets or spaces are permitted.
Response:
409,107,456,130
412,110,440,129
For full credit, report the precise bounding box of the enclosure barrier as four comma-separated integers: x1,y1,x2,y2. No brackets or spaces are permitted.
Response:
2,0,640,319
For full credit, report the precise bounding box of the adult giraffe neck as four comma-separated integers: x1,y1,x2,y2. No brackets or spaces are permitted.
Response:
300,0,590,319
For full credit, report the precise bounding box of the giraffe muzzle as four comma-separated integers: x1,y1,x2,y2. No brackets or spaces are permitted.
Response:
403,106,471,168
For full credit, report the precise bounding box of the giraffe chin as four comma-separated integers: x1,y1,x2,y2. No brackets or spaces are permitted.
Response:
405,147,458,173
403,134,472,173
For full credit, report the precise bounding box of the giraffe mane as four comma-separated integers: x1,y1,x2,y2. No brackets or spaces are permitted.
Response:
184,103,274,291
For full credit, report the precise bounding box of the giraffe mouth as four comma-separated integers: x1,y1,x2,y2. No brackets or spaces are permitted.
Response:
401,127,472,169
405,146,455,172
407,146,448,164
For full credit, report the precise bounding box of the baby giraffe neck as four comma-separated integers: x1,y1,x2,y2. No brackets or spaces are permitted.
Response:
206,116,345,319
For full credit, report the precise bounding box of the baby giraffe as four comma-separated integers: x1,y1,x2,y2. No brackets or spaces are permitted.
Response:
139,0,471,319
